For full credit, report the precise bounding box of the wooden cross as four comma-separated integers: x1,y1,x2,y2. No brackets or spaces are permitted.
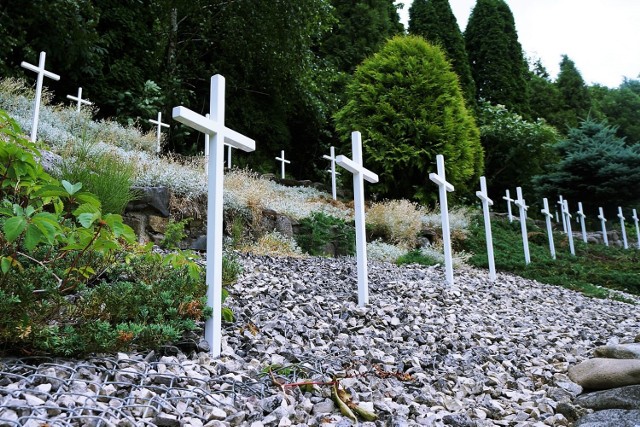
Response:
336,131,378,307
562,200,575,256
476,176,496,281
541,198,556,260
429,154,455,285
21,51,60,142
149,112,170,154
576,202,587,243
502,189,514,222
618,207,629,249
557,195,567,234
66,87,92,112
172,74,255,358
514,187,530,264
275,150,290,179
632,209,640,249
598,207,609,247
323,146,339,200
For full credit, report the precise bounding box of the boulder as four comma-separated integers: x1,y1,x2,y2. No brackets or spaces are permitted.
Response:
575,385,640,410
127,186,171,217
594,343,640,359
574,409,640,427
569,358,640,390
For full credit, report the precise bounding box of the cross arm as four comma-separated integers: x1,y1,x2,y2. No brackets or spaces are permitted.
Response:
429,173,454,192
336,155,378,183
476,191,493,205
173,106,255,152
150,119,170,128
21,62,60,81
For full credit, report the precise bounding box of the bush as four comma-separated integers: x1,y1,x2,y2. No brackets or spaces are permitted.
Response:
296,212,355,256
334,35,484,204
160,218,190,249
367,199,422,249
244,231,304,257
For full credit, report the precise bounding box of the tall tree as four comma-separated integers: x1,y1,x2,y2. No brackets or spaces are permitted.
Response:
464,0,530,116
555,54,591,129
408,0,476,108
590,78,640,144
334,35,483,204
528,59,565,131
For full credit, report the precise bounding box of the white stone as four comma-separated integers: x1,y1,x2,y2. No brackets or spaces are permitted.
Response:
149,111,170,154
577,202,587,243
562,200,575,256
541,198,556,260
598,207,609,247
66,87,92,112
503,189,514,222
335,131,378,306
173,74,255,358
323,146,339,200
20,51,60,142
429,154,455,285
514,187,530,264
476,176,496,281
618,206,629,249
275,150,290,179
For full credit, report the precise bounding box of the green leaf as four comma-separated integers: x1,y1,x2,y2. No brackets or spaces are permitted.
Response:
32,212,63,244
23,224,44,251
222,307,234,323
4,216,27,241
62,180,83,195
73,202,101,217
77,212,100,228
75,192,101,208
1,256,12,273
103,213,125,236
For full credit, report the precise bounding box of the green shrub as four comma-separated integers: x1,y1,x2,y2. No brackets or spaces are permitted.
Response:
396,249,440,267
296,212,355,256
160,218,189,249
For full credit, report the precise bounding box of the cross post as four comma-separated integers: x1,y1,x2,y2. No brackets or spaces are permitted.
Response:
557,195,567,234
576,202,587,243
227,145,232,169
632,209,640,249
514,187,530,264
275,150,290,179
562,200,575,256
476,176,496,281
66,87,92,112
149,112,170,154
335,131,378,307
323,146,339,200
618,207,629,249
203,113,210,177
172,74,255,358
541,198,556,259
598,207,609,247
21,51,60,142
502,189,514,222
429,154,455,285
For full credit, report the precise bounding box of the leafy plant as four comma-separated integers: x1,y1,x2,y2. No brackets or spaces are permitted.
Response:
396,249,441,267
160,218,189,249
296,212,355,256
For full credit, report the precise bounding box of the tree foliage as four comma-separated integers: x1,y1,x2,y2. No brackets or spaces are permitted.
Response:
477,101,559,197
464,0,529,116
533,118,640,211
555,55,591,129
334,35,483,204
408,0,476,108
590,78,640,144
528,59,565,131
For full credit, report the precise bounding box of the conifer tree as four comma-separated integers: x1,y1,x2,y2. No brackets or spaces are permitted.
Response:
409,0,476,108
464,0,529,116
555,55,592,129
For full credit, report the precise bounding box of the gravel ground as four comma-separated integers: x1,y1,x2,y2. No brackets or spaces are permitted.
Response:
1,254,638,426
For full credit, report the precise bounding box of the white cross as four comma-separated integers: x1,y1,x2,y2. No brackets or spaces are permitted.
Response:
21,51,60,142
323,146,339,200
632,209,640,249
562,200,575,256
149,112,170,154
429,154,455,285
618,207,629,249
514,187,530,264
203,113,210,176
66,87,92,112
503,189,514,222
476,176,496,281
227,145,233,169
541,198,556,260
598,207,609,247
172,74,255,358
336,131,378,307
275,150,290,179
576,202,587,243
557,195,567,234
555,211,559,222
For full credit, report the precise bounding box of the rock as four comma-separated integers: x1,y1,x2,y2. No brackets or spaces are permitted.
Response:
207,407,227,421
148,215,170,233
40,149,62,175
569,358,640,390
574,409,640,426
442,413,475,426
311,399,335,415
127,186,171,217
594,343,640,359
575,385,640,410
155,413,183,427
191,235,207,251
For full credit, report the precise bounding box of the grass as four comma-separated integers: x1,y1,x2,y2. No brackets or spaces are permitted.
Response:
463,215,640,301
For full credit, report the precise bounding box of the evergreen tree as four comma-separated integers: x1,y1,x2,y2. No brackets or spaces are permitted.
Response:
408,0,476,108
533,118,640,212
464,0,529,116
555,55,591,129
528,59,565,131
590,78,640,144
334,35,483,204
